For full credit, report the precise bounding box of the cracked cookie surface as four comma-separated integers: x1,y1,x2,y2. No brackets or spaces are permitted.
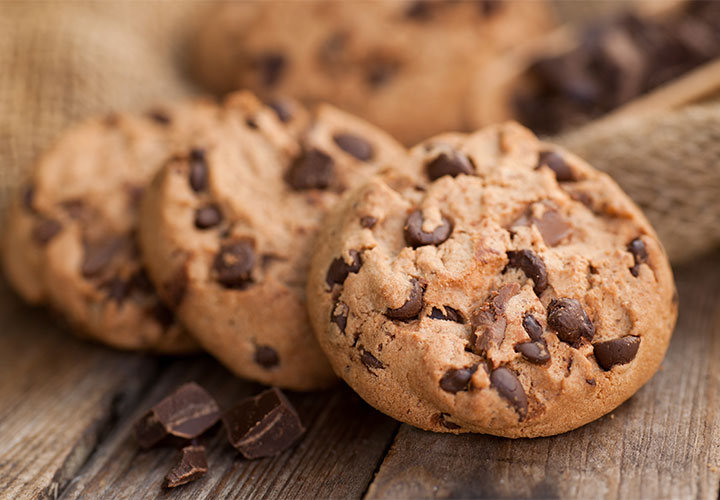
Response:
2,101,220,352
138,91,407,390
307,122,677,437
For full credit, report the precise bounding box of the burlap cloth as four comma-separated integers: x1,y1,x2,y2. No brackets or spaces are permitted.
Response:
1,1,718,264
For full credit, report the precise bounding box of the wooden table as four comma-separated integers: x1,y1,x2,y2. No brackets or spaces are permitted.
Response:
2,250,719,500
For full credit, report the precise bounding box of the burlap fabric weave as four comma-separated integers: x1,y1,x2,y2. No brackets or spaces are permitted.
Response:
0,1,718,263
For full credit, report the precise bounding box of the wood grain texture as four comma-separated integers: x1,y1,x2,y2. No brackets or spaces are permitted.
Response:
366,252,720,500
0,280,163,500
59,359,398,499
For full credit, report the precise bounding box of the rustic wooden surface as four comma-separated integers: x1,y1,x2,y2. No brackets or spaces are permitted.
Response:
1,250,719,500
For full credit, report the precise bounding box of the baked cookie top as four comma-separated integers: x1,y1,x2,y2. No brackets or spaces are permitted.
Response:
190,0,554,144
138,91,407,390
307,122,677,437
2,101,220,353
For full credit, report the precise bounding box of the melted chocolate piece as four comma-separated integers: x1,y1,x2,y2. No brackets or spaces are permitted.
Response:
403,210,453,248
386,279,424,321
325,250,362,288
593,336,640,370
506,249,549,296
547,298,595,344
491,367,528,419
213,239,255,288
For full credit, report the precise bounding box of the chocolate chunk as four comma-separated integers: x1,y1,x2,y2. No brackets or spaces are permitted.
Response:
152,302,175,329
213,240,255,288
491,367,528,419
478,0,503,16
534,210,572,247
134,382,221,449
471,284,519,354
522,313,544,341
360,348,384,371
268,99,292,122
32,218,61,245
386,278,424,321
360,216,377,229
404,210,453,248
333,133,374,161
82,237,125,278
406,1,431,20
366,59,398,88
164,266,188,307
286,149,334,190
537,151,575,182
547,298,595,344
194,204,223,229
245,117,259,129
102,277,129,303
506,249,548,295
189,149,208,192
627,237,648,277
165,445,207,488
331,301,349,333
515,340,551,364
224,387,305,459
254,345,279,368
325,250,362,288
429,306,464,323
593,336,640,370
148,110,171,125
439,366,476,394
257,52,287,87
426,151,475,180
23,185,35,211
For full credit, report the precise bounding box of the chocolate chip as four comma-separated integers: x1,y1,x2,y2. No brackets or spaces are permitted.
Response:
331,302,349,333
593,336,640,371
31,218,61,245
537,151,575,182
366,59,399,88
333,133,374,161
439,366,476,393
189,149,208,192
102,277,129,303
194,205,223,229
82,237,125,278
429,306,464,323
404,210,453,248
627,237,648,277
255,345,279,368
506,250,548,295
257,52,287,87
426,151,475,180
130,268,155,294
148,110,171,125
360,349,384,371
134,382,221,449
325,250,362,288
360,216,377,229
224,387,305,459
213,239,255,288
286,149,334,190
522,313,544,341
164,445,207,488
478,0,503,16
268,99,292,122
515,340,551,364
164,267,188,307
152,302,175,329
406,1,431,19
22,185,35,211
439,413,461,430
491,367,528,419
386,278,424,321
547,298,595,344
245,117,258,129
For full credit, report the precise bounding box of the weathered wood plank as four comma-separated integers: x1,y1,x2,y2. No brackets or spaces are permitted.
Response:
366,252,720,500
59,358,399,499
0,279,164,500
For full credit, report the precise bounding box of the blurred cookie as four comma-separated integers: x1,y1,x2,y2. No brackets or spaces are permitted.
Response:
190,0,555,144
2,101,220,352
306,122,677,436
138,91,407,390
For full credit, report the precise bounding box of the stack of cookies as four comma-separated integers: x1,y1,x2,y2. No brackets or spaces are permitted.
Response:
1,0,678,438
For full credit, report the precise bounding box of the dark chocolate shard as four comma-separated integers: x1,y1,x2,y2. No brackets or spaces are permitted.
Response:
537,151,576,182
224,387,305,459
471,283,519,354
593,336,640,371
403,210,453,248
515,340,551,364
134,382,220,449
360,348,384,371
439,365,477,394
547,298,595,344
429,306,464,324
325,250,362,288
331,301,349,333
506,249,548,296
627,237,648,277
164,445,208,488
386,278,424,321
425,151,475,180
491,367,528,419
534,209,572,247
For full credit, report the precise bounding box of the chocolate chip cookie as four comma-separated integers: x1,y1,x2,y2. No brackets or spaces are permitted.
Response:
306,122,677,437
2,101,220,352
190,0,554,144
137,91,407,390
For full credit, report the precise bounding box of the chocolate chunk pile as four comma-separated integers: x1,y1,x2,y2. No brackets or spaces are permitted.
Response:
515,0,720,135
133,383,305,489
